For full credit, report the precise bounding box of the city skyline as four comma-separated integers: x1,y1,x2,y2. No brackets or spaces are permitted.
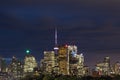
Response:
0,0,120,68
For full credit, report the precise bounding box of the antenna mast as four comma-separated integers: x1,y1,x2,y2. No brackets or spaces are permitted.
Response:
54,27,59,51
55,28,57,46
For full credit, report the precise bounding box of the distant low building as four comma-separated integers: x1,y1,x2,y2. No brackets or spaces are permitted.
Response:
95,57,111,76
0,72,8,80
0,57,7,72
112,61,120,75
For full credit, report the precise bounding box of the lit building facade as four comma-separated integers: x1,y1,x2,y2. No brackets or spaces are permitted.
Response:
68,45,78,75
113,62,120,75
24,54,37,73
68,45,85,76
43,51,55,74
8,56,23,79
77,54,85,76
58,45,69,75
53,56,59,75
95,57,111,76
58,45,85,76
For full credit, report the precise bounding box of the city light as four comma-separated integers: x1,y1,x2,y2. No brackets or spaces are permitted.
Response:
26,50,30,54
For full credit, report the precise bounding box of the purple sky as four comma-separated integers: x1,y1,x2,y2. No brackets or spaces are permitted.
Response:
0,0,120,67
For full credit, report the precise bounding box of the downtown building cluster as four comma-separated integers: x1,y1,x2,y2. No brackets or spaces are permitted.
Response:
0,45,88,80
0,29,120,80
40,45,89,76
0,46,120,80
93,57,120,77
0,53,38,80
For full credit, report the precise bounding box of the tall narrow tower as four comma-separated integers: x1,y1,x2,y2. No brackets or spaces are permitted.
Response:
54,28,59,54
53,28,59,75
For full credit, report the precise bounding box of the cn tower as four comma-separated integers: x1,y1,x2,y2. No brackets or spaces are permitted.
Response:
54,28,59,54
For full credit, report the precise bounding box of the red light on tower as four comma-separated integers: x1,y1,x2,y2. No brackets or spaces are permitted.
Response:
65,44,68,48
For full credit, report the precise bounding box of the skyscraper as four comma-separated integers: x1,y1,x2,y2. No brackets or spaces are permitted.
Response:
43,51,55,74
58,45,69,75
39,29,85,76
24,51,37,74
58,45,85,76
68,45,85,76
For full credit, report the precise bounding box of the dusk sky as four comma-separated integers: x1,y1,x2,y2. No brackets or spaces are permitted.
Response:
0,0,120,67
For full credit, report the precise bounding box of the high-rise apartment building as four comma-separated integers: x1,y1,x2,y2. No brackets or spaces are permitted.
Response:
68,45,85,76
24,54,37,73
43,51,55,74
58,45,69,75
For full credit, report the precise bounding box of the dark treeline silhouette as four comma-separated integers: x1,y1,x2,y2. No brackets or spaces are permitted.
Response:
21,74,120,80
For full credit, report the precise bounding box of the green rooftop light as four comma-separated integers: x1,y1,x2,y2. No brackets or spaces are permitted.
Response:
26,50,30,54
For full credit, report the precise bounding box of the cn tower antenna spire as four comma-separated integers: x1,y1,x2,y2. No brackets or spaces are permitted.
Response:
54,27,59,51
55,27,58,46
